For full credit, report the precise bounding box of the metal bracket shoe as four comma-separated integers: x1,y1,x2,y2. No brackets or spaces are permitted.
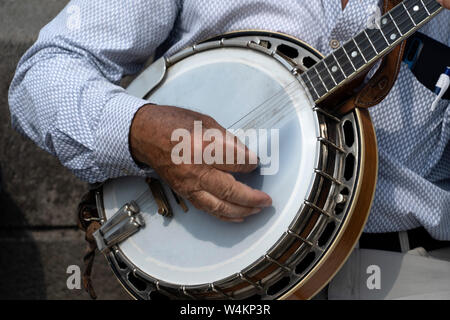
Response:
93,201,145,253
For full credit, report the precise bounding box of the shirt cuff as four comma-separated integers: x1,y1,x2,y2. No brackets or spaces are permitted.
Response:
94,91,154,180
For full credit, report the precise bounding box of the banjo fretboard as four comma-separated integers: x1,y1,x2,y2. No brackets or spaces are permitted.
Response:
301,0,444,103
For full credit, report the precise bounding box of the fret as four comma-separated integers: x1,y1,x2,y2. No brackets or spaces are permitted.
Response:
402,2,417,25
331,53,349,80
388,12,403,36
317,60,338,87
398,2,417,34
420,0,431,15
304,0,443,103
404,0,429,25
351,39,367,63
301,73,319,101
306,68,328,97
311,66,330,93
334,47,357,77
313,61,335,91
422,0,444,13
374,18,391,45
363,30,380,54
323,64,337,86
324,54,346,84
341,41,364,73
303,72,320,100
365,27,389,55
390,2,421,36
379,12,402,45
354,32,377,62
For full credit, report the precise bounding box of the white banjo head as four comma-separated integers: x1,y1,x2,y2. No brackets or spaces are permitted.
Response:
102,46,320,286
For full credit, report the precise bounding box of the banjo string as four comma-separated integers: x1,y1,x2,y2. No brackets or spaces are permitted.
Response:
121,15,416,212
129,13,415,207
306,13,415,85
126,81,303,210
248,22,414,121
242,88,306,130
227,80,300,130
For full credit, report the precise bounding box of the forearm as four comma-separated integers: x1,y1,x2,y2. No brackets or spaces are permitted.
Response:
9,48,150,183
8,0,178,183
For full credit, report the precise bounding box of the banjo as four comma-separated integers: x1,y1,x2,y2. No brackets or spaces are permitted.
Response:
86,0,443,300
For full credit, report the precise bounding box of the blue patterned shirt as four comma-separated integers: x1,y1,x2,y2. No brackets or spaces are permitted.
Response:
8,1,450,239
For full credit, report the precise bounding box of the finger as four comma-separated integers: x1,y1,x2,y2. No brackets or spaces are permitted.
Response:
208,131,259,173
216,216,245,223
199,168,272,208
188,190,263,219
199,116,258,173
437,0,450,9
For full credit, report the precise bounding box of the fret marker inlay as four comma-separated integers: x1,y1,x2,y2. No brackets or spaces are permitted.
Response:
304,0,444,103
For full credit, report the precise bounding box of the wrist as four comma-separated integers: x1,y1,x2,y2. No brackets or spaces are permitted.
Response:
129,103,157,165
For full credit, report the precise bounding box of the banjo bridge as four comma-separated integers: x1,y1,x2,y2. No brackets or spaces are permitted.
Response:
146,178,174,217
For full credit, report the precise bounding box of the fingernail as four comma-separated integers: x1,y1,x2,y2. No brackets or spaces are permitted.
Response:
263,197,272,207
247,150,258,165
251,208,262,214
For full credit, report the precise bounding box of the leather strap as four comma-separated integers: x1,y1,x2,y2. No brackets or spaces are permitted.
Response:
332,0,407,114
77,189,101,300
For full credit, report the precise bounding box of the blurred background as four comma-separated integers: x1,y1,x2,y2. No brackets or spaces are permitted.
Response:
0,0,129,299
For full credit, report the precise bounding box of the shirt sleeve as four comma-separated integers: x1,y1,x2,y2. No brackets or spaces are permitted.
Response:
8,0,179,183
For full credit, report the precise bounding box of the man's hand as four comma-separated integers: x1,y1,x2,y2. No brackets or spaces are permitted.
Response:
437,0,450,9
130,104,272,222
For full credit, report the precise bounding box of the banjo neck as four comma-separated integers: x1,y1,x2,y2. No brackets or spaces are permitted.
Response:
301,0,444,104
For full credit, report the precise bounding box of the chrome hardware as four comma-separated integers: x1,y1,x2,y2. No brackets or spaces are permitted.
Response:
318,137,345,153
304,200,341,223
265,254,292,273
95,191,106,224
313,107,340,122
181,286,197,300
286,230,315,248
314,169,343,186
82,216,101,222
210,283,233,300
335,193,348,204
239,273,265,293
154,281,178,299
93,201,145,253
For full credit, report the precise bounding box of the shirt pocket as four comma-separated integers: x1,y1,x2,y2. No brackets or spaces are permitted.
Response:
370,63,448,176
